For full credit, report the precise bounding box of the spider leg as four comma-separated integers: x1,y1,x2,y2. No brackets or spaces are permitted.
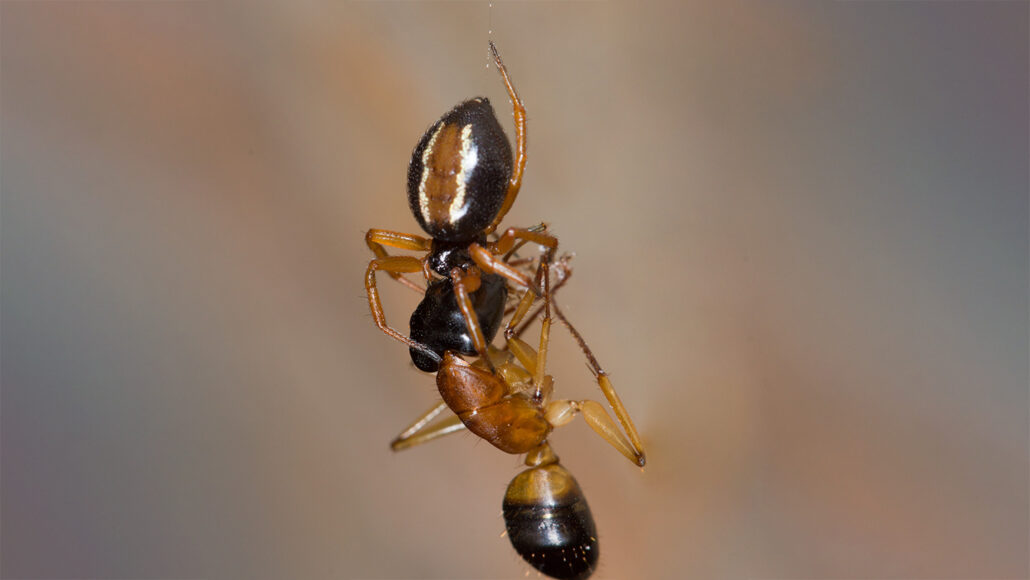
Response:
365,254,440,364
365,229,433,291
484,41,526,235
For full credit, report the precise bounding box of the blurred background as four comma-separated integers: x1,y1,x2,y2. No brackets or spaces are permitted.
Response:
2,2,1026,579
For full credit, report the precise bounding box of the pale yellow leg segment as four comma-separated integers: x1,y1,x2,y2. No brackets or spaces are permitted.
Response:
580,400,641,466
534,318,551,392
596,373,646,466
504,289,537,338
506,336,538,375
544,399,640,467
544,399,578,428
390,400,467,452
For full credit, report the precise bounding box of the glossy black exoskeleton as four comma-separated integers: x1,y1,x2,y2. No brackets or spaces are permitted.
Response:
503,460,599,580
407,98,513,243
408,273,508,372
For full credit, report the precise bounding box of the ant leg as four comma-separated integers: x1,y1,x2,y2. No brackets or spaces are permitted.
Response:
507,256,574,338
366,255,441,365
505,287,538,338
531,261,552,390
365,229,433,292
484,41,526,235
545,399,641,466
504,261,553,400
551,302,646,467
390,400,466,452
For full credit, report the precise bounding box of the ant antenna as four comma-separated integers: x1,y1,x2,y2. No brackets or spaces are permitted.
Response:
551,301,603,376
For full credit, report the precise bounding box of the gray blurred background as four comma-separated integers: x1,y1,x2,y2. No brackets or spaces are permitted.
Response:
2,2,1026,579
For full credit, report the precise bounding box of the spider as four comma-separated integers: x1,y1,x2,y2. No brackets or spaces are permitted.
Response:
364,41,556,373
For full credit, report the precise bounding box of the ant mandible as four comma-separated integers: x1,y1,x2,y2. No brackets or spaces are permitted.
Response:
391,258,646,580
365,41,555,373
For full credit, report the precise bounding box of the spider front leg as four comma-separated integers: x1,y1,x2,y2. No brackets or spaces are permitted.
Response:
484,41,527,236
365,253,440,365
448,266,493,364
471,228,559,338
365,229,433,292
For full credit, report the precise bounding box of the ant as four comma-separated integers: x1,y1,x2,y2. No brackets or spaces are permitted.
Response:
362,42,645,579
391,257,645,580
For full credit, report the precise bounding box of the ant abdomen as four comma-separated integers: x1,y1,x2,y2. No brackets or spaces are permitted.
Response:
503,460,599,580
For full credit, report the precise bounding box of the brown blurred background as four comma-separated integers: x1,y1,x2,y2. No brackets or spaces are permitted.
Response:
2,2,1026,579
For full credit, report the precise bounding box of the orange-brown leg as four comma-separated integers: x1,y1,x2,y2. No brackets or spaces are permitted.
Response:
448,266,496,370
485,41,526,236
500,222,549,262
488,227,558,259
365,229,433,292
468,243,535,290
366,255,440,364
469,246,544,355
478,228,559,337
446,242,547,375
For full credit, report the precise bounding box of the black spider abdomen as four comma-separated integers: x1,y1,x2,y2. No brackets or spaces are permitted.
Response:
407,98,513,243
